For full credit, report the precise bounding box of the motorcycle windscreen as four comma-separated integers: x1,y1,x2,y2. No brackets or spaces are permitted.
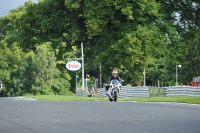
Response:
111,79,120,85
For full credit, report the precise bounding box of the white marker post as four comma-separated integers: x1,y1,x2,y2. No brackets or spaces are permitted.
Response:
81,43,86,95
143,68,146,87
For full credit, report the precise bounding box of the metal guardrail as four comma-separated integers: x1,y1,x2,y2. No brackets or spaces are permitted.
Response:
122,86,149,97
97,86,149,98
95,86,200,98
165,86,200,97
75,90,85,96
76,86,200,97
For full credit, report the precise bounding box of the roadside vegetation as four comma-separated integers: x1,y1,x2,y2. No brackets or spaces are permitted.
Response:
0,0,200,97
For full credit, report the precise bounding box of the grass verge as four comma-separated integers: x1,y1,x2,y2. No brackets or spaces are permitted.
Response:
22,95,200,104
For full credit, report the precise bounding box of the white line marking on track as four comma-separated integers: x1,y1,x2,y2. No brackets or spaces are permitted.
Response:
9,97,37,101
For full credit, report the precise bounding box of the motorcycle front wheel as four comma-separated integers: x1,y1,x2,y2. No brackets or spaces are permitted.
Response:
113,91,118,102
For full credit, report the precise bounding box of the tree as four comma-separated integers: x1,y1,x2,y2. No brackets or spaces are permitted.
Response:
156,0,200,84
1,0,199,90
29,45,60,94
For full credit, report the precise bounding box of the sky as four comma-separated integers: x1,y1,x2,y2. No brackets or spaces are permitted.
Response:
0,0,38,17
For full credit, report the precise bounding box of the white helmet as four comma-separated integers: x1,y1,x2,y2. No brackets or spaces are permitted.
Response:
112,70,118,77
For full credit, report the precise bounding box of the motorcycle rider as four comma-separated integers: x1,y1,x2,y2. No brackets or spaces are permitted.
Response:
105,70,122,91
105,70,122,101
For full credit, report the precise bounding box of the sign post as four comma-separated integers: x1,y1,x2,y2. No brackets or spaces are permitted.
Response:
76,74,79,94
81,43,85,92
66,43,86,96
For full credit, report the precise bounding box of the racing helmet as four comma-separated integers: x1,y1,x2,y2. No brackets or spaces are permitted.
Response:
112,70,118,78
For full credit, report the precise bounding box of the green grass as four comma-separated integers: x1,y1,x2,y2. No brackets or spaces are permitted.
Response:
121,96,200,104
22,95,200,104
23,95,107,101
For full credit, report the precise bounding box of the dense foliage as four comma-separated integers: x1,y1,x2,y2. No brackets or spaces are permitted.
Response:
0,0,199,96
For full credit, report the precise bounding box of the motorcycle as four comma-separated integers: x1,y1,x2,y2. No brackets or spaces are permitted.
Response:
106,79,121,102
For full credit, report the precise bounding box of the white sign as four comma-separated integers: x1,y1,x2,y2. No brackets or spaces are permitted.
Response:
66,61,81,71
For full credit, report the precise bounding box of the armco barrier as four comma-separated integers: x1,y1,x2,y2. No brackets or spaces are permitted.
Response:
76,86,200,97
123,86,149,97
165,86,200,96
76,90,86,96
97,86,149,98
96,86,200,98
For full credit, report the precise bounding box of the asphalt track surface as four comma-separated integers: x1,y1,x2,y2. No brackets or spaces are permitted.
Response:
0,97,200,133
